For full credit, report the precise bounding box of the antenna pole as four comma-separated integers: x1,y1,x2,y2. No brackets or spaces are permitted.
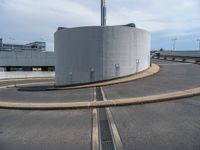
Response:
101,0,106,26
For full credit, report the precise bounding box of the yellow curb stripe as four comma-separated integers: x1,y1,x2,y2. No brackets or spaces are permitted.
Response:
0,87,199,110
54,64,160,89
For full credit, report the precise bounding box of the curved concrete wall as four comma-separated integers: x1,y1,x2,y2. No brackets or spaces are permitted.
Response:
55,26,150,86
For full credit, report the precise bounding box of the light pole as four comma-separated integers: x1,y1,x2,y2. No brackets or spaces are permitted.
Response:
197,39,200,51
9,37,15,50
171,38,177,51
9,37,17,63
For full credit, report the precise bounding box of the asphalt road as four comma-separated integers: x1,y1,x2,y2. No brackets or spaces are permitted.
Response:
110,96,200,150
0,87,94,103
103,59,200,99
0,109,92,150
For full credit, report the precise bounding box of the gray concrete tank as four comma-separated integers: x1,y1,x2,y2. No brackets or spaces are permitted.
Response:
54,26,151,86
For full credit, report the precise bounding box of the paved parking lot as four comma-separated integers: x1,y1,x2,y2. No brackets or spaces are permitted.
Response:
0,59,199,150
103,59,200,99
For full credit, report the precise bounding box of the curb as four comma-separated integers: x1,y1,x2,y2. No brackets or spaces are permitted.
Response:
0,87,199,110
51,64,160,90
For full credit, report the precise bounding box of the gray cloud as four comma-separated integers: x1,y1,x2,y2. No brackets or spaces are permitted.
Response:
0,0,200,50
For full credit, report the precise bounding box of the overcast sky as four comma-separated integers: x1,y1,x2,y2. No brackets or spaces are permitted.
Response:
0,0,200,51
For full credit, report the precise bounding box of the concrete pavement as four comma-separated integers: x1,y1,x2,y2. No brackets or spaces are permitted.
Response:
110,96,200,150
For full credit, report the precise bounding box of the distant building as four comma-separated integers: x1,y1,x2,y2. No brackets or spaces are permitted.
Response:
0,38,55,71
0,38,45,52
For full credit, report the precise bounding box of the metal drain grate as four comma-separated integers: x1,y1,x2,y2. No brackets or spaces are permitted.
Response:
96,87,115,150
96,87,103,101
99,109,115,150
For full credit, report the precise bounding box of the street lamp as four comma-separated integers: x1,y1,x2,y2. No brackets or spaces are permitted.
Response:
197,39,200,51
171,38,177,51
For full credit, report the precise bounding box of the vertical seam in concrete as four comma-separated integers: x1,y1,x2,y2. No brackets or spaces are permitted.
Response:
102,27,104,81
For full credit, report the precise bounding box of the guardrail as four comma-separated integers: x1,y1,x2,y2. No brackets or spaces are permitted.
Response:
152,54,200,64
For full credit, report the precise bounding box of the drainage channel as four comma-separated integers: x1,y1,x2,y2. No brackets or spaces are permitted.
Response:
98,107,115,150
93,87,123,150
